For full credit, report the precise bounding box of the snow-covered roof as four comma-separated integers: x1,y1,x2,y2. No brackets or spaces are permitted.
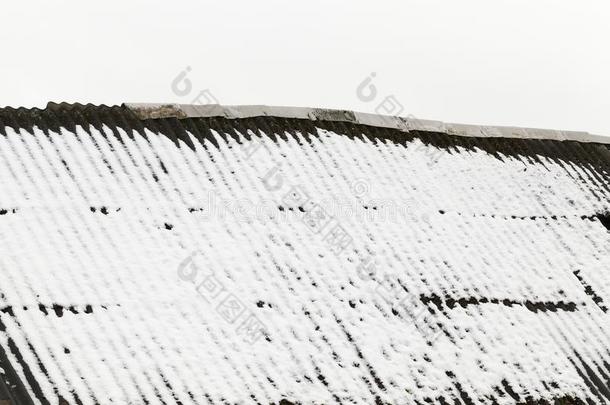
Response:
0,103,609,405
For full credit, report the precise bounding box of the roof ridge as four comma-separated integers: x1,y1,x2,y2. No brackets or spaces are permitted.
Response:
0,102,607,144
124,103,610,145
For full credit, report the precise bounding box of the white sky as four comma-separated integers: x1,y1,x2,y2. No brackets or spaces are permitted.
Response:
2,0,610,135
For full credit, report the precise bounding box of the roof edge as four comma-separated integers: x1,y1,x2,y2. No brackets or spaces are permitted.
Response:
124,103,610,145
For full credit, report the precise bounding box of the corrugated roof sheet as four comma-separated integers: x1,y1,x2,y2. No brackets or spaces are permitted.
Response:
0,103,609,405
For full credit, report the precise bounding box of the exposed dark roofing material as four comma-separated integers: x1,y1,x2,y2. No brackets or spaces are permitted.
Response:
0,103,608,179
0,327,36,405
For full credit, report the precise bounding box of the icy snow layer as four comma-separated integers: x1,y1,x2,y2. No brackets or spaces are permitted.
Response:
0,119,609,405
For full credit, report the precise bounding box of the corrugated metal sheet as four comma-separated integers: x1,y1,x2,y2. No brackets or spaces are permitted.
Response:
0,103,608,404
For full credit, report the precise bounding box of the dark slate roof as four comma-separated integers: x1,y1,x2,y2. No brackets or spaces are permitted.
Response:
0,102,608,405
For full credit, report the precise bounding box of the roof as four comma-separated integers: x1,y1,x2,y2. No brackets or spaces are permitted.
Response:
0,102,609,405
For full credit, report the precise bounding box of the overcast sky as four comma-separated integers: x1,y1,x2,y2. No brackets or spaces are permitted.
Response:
3,0,609,136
